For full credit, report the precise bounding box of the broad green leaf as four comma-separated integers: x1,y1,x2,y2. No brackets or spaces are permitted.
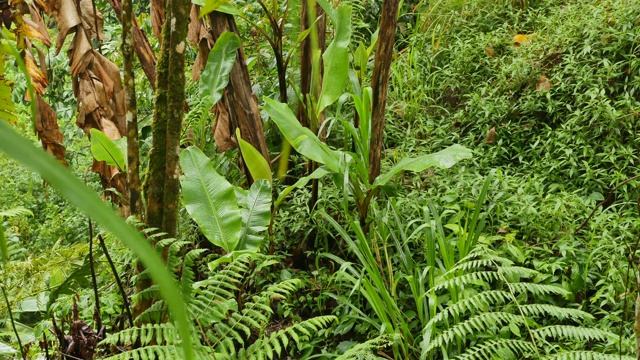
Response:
198,0,230,17
192,0,236,13
264,97,341,172
274,166,332,209
316,0,336,23
200,31,240,107
372,145,473,188
237,179,271,251
316,5,352,115
0,120,194,360
236,128,272,184
180,146,242,253
89,129,126,171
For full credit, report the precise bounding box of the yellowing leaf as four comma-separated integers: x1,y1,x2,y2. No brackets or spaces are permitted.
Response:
513,34,529,47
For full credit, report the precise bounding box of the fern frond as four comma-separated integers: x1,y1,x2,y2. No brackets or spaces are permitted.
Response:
509,282,570,297
425,312,525,353
0,207,33,218
541,351,636,360
336,334,398,360
532,325,617,342
425,290,511,329
497,266,541,279
433,271,499,292
454,339,537,360
519,304,593,322
101,323,178,347
241,316,337,360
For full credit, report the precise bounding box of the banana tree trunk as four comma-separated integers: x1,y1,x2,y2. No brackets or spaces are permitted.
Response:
107,0,158,88
369,0,400,183
208,11,270,167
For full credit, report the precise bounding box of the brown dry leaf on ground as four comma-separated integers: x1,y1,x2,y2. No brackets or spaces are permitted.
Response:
513,33,529,47
485,126,496,143
537,75,552,92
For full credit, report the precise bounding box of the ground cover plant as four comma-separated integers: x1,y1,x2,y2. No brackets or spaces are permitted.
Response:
0,0,639,359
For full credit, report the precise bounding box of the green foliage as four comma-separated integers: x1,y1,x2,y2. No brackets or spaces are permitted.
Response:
0,121,195,359
103,253,337,359
89,129,126,171
199,31,240,107
237,129,273,184
180,146,272,253
265,97,472,220
316,4,353,115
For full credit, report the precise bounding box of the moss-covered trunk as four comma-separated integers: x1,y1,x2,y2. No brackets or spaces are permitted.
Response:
136,0,189,321
122,0,143,219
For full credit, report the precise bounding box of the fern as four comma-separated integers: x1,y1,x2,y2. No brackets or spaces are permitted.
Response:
0,207,33,218
335,334,398,360
102,252,336,359
420,248,626,360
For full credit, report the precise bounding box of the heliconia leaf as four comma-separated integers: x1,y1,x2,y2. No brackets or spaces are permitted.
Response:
180,146,242,253
264,97,341,173
89,129,126,171
236,129,272,184
237,179,272,251
316,5,352,115
200,31,240,107
372,145,473,188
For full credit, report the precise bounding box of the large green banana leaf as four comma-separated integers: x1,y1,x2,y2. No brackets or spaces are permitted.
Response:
180,146,242,253
237,179,271,251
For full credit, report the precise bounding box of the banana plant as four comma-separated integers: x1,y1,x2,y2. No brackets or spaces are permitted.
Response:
265,92,472,224
179,144,271,255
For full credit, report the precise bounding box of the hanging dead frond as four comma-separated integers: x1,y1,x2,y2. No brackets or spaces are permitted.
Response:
7,0,67,166
46,0,129,214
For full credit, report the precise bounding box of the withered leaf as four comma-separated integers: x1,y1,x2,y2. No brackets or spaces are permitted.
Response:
54,0,82,54
536,75,552,92
213,100,236,151
485,126,496,144
23,50,48,94
513,33,528,47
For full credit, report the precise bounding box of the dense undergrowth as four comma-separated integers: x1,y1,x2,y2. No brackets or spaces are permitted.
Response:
1,0,639,358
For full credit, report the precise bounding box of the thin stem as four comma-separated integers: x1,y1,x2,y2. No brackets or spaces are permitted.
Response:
98,234,134,327
1,286,25,360
88,220,103,331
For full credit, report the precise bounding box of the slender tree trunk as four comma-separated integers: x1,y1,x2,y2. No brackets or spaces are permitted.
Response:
368,0,400,183
122,0,143,219
108,0,158,88
137,0,189,321
144,0,189,237
208,12,270,165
